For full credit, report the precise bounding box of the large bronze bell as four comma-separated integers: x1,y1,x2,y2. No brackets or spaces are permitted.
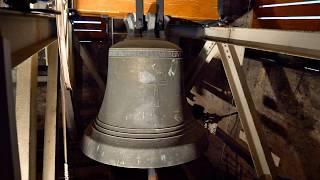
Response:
81,38,208,168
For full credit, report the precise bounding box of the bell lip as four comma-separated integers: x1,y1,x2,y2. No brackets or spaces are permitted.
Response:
81,124,209,169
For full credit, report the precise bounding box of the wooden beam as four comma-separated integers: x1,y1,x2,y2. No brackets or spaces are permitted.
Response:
257,0,313,5
73,23,106,31
253,0,320,31
12,38,57,68
65,88,77,139
74,0,218,20
79,44,105,92
204,27,320,60
0,36,21,180
0,10,56,57
217,43,276,179
15,53,38,180
252,19,320,31
42,40,58,180
255,4,320,17
235,45,245,66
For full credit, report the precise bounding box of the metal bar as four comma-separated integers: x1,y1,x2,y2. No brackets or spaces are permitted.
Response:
136,0,144,30
217,43,276,179
42,40,58,180
15,53,38,180
111,18,114,45
205,27,320,60
0,9,57,66
156,0,164,29
0,36,21,180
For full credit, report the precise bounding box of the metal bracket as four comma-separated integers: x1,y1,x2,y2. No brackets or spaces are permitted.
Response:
156,0,164,31
125,0,167,38
135,0,144,31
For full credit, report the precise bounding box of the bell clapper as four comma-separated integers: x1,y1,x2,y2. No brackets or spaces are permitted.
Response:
191,104,238,134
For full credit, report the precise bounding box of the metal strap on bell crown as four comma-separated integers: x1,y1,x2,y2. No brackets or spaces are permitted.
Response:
124,0,167,38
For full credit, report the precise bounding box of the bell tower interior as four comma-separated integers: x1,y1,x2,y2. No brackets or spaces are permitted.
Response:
1,0,320,180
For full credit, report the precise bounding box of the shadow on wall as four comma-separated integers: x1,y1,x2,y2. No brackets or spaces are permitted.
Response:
261,62,320,180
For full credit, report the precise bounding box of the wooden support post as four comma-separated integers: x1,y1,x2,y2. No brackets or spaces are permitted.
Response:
0,36,21,180
15,53,38,180
217,43,276,180
42,40,58,180
235,46,245,66
79,44,105,92
186,40,219,91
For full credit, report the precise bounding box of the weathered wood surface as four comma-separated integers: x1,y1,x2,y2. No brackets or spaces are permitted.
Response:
253,0,320,31
75,0,218,20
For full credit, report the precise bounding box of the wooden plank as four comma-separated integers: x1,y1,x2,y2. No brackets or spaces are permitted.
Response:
75,32,107,40
253,0,320,30
0,36,21,180
252,19,320,31
73,23,106,30
255,4,320,17
73,16,108,41
75,0,218,20
42,41,58,180
76,16,106,21
15,54,38,180
257,0,309,5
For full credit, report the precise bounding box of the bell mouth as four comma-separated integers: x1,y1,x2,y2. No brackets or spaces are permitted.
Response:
81,120,208,168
